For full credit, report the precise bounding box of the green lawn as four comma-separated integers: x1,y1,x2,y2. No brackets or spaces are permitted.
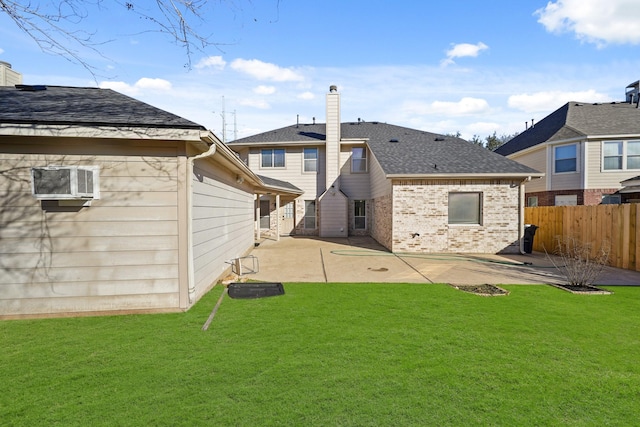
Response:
1,284,639,426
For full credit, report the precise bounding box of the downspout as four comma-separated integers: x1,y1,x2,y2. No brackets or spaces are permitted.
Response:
186,133,218,304
519,176,532,254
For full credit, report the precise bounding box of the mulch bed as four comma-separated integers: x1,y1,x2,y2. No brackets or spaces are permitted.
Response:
551,284,612,295
452,284,509,296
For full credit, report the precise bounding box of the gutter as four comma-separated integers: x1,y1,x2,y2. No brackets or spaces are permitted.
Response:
185,131,218,304
385,172,544,179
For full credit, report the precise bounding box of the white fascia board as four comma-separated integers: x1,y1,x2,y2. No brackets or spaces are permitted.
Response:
0,123,203,141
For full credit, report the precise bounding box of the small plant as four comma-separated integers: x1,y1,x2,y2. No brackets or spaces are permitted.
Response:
544,236,610,287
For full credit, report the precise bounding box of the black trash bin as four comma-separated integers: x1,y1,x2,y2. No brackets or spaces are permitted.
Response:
523,224,538,254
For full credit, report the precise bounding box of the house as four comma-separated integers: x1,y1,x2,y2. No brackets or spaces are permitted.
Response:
228,85,543,254
495,81,640,206
0,85,301,318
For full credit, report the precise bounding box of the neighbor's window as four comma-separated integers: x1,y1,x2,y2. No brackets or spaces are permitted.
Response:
554,144,577,173
303,148,318,172
354,200,366,229
601,194,621,205
627,141,640,169
555,194,577,206
261,148,285,168
603,141,623,170
527,196,538,207
351,147,367,173
448,192,482,225
304,200,316,229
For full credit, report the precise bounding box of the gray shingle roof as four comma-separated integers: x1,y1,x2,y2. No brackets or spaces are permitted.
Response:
256,174,303,193
495,101,640,156
0,85,204,129
231,121,540,176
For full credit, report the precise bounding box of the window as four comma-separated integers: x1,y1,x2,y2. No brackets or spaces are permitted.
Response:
261,148,285,168
555,195,577,206
351,147,367,173
527,196,538,207
303,148,318,172
628,141,640,169
448,192,482,225
603,141,623,170
304,200,316,229
554,144,577,173
31,166,99,199
601,194,621,205
604,140,640,170
354,200,366,229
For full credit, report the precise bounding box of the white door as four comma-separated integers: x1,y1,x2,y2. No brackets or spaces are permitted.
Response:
280,202,295,235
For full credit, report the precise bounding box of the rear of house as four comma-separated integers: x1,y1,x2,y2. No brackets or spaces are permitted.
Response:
230,86,543,254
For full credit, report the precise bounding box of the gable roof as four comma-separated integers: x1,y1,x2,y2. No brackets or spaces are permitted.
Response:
0,85,204,130
496,101,640,156
230,121,541,177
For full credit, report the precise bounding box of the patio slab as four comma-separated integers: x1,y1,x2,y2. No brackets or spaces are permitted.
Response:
243,236,640,286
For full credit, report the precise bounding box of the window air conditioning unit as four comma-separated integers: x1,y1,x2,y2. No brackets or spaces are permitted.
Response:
31,166,100,200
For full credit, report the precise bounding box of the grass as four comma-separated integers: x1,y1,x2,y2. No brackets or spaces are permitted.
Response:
1,283,639,426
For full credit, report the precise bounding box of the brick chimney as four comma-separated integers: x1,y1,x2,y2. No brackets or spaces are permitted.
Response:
325,85,340,190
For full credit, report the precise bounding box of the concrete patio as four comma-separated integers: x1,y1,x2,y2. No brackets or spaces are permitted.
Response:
239,236,640,286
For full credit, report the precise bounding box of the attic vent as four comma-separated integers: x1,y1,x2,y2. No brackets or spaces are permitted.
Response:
434,137,445,141
389,138,399,143
16,84,47,91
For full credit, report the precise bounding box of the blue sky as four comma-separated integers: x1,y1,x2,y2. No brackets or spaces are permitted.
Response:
2,0,640,141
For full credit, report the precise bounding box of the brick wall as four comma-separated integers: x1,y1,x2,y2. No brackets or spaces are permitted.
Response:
371,193,393,250
391,179,521,253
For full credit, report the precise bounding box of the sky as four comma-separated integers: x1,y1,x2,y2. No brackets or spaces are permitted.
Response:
2,0,640,142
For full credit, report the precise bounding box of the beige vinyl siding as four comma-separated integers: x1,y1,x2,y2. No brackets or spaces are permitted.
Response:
339,145,370,199
510,148,547,193
0,139,183,317
586,139,639,189
248,146,325,197
191,159,255,301
318,188,348,237
369,151,392,199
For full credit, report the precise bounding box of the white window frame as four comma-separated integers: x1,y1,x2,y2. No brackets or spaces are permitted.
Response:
527,196,538,207
31,166,100,200
554,144,578,174
351,147,368,173
261,148,285,168
304,200,316,229
602,140,640,171
303,148,318,173
354,200,366,230
448,192,482,225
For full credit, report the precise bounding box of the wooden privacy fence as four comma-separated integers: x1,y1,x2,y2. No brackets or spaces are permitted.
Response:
524,205,640,271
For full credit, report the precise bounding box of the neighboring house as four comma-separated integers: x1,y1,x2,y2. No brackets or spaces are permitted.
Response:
495,81,640,206
228,85,542,254
0,85,301,318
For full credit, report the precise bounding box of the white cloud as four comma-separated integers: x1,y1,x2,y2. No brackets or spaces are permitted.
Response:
508,89,612,112
536,0,640,46
238,98,271,109
230,58,304,82
0,48,4,54
441,42,488,66
404,97,491,116
99,77,172,95
297,91,314,100
253,85,276,95
195,56,227,70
